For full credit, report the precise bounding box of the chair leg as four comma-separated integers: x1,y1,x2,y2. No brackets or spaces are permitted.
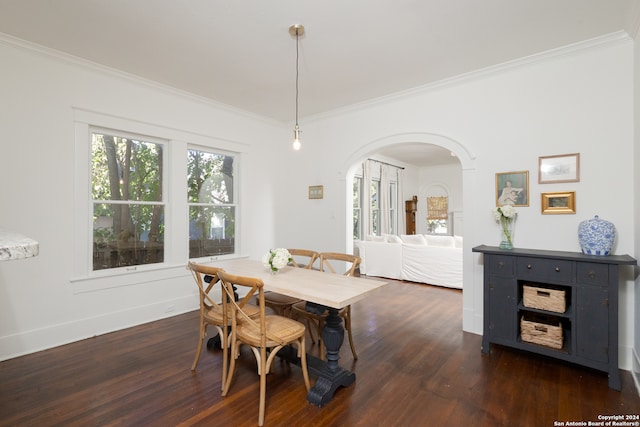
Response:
299,337,311,391
222,340,239,397
191,322,207,371
292,309,317,345
219,326,227,392
258,347,267,426
344,310,358,360
306,319,317,344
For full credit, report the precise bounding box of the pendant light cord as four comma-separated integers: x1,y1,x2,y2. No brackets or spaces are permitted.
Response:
295,30,299,127
290,24,304,150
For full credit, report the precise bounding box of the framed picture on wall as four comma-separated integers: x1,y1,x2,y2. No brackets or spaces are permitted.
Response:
538,153,580,184
308,185,323,199
496,171,529,207
541,191,576,214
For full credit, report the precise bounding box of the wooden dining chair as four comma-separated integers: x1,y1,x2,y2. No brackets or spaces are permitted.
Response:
264,249,319,317
218,271,310,427
291,252,361,360
187,262,259,390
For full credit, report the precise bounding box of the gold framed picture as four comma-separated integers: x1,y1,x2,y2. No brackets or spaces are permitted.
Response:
538,153,580,184
308,185,323,199
541,191,576,214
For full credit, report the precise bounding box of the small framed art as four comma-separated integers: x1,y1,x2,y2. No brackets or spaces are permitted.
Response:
496,171,529,207
538,153,580,184
541,191,576,214
308,185,323,199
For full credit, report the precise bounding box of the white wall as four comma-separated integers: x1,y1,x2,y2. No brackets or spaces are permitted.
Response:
0,37,282,360
1,32,637,374
274,35,637,369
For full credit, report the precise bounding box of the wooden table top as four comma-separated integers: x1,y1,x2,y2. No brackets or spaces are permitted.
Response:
209,258,388,309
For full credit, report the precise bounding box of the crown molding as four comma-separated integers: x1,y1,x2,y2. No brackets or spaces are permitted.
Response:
627,1,640,40
0,30,633,127
308,31,633,123
0,32,282,127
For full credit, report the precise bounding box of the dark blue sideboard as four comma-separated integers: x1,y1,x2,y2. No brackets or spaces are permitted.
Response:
472,245,637,390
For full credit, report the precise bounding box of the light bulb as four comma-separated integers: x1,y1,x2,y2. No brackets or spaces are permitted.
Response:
293,125,301,150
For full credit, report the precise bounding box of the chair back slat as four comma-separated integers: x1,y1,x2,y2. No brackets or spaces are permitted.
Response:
288,249,319,269
319,252,361,276
188,261,224,310
218,271,291,347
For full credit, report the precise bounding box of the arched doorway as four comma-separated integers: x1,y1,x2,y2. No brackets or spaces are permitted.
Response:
341,132,478,334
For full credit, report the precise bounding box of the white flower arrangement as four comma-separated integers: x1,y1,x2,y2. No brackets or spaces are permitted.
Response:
493,204,517,221
494,205,517,247
262,248,293,272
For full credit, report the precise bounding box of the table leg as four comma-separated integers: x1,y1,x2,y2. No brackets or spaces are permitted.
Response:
277,307,356,406
306,307,355,407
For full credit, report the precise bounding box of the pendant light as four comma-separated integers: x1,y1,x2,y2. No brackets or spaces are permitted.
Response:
289,24,304,150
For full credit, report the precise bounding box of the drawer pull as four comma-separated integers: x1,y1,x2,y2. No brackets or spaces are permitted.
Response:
527,264,532,269
498,261,504,268
555,267,560,272
588,271,596,279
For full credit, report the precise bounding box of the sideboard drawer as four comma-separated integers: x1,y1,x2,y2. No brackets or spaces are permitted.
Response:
487,254,515,277
517,257,574,283
576,262,609,286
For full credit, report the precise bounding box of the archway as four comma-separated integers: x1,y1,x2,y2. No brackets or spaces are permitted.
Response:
342,132,475,246
341,132,479,334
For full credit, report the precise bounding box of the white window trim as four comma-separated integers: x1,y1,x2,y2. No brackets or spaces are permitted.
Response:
353,175,363,240
90,126,170,269
72,108,245,287
187,144,239,261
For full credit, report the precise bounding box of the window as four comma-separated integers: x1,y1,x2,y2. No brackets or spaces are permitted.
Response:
352,176,363,240
91,130,165,271
427,196,449,234
371,179,380,236
75,110,243,282
389,182,397,235
352,168,399,239
187,148,236,258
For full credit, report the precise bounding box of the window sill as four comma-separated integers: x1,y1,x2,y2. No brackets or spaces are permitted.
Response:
70,254,249,294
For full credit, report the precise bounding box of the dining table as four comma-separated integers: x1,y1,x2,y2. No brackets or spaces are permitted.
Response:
208,257,388,407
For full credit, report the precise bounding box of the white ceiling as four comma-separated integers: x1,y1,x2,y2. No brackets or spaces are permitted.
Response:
0,0,637,166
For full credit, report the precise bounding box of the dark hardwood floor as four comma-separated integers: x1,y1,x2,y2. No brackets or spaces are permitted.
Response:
1,278,638,426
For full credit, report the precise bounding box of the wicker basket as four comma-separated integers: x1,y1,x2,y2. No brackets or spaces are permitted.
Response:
523,284,566,313
521,313,563,349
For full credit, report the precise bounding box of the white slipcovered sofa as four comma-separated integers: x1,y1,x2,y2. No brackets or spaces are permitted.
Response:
354,234,463,289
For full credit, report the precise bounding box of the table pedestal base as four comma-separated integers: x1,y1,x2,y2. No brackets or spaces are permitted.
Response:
306,366,355,407
279,307,353,407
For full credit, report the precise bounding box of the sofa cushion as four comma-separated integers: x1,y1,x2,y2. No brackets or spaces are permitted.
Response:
366,234,387,242
424,235,455,248
400,234,427,245
385,234,402,244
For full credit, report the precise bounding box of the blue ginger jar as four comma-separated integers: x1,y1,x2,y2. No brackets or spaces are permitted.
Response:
578,215,616,256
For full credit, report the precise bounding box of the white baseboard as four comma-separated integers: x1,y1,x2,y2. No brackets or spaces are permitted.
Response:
0,294,197,362
618,344,633,371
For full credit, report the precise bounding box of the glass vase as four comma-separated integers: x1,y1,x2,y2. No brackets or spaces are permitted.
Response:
499,217,514,250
